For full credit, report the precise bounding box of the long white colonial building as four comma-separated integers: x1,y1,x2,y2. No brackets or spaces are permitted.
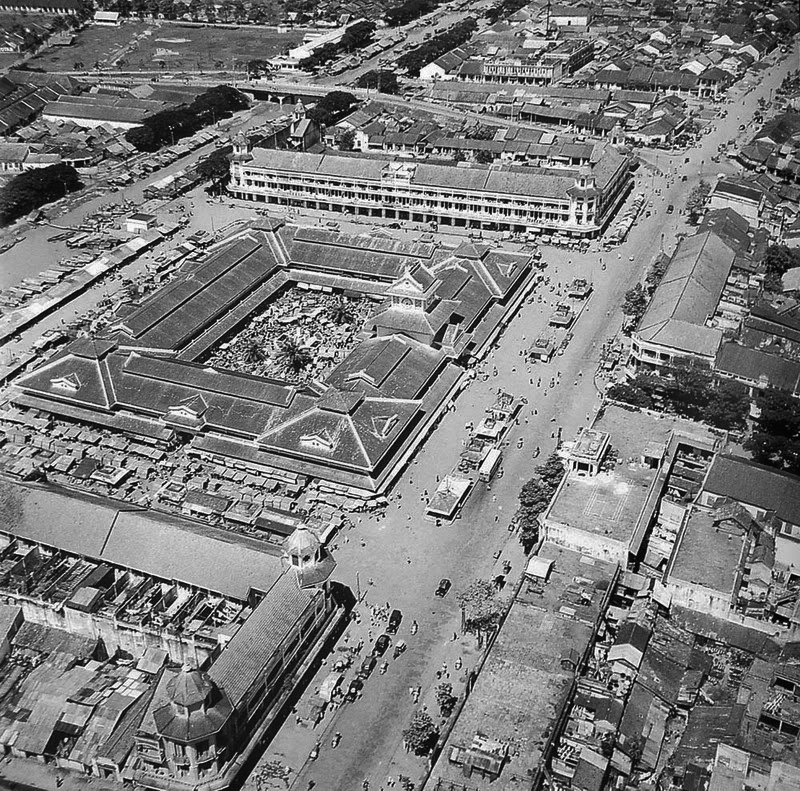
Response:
228,138,632,237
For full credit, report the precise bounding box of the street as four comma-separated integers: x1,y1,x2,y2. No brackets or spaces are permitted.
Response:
0,30,794,791
249,44,798,791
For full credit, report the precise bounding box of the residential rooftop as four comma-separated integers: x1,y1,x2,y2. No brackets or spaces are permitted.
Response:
668,508,745,595
547,406,679,549
429,543,616,790
635,230,738,358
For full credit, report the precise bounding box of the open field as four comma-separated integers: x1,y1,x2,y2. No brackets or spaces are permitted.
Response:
26,22,302,72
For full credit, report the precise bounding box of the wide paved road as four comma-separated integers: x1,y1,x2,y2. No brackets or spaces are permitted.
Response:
251,42,798,791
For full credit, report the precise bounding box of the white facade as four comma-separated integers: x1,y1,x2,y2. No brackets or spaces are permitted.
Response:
229,145,632,238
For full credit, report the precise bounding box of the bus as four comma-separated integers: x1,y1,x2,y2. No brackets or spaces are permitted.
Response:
479,448,503,482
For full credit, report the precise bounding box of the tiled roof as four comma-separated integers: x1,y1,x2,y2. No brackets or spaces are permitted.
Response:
702,454,800,528
208,572,319,707
0,479,284,601
635,231,736,357
247,145,624,201
15,223,532,491
715,342,800,394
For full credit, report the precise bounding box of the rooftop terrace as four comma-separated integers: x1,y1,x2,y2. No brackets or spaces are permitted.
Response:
668,508,746,596
546,406,717,554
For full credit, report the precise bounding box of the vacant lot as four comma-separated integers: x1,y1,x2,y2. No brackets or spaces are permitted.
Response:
27,22,302,72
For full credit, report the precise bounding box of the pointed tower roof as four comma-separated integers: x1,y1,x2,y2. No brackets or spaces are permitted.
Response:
166,665,215,709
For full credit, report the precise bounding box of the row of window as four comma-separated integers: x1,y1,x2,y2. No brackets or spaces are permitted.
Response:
236,180,587,222
237,168,576,211
238,183,581,223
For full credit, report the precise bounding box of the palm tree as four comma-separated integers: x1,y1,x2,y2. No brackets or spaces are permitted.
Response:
243,339,266,365
278,337,312,373
329,298,354,325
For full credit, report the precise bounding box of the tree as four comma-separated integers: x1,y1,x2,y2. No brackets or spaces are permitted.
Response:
607,380,655,409
684,179,710,224
397,17,477,76
126,86,248,153
338,128,356,151
535,453,565,489
466,125,496,140
126,125,158,152
518,478,552,513
356,69,400,95
204,0,216,21
762,244,800,292
435,683,457,717
475,149,494,165
384,0,437,27
662,357,713,420
197,146,232,189
339,20,375,52
645,253,669,294
0,164,81,226
402,711,439,756
745,387,800,473
457,579,506,643
329,298,354,323
706,379,750,431
247,59,272,78
516,453,564,551
622,283,648,326
188,0,201,19
278,337,312,373
307,91,357,127
243,339,266,365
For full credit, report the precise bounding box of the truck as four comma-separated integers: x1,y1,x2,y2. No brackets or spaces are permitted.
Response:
479,448,503,482
549,303,576,328
528,336,556,362
567,278,592,299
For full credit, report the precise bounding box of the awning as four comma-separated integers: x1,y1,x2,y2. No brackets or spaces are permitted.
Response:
525,556,554,580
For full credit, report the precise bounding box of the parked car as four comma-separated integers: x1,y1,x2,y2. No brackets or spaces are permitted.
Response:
435,578,452,598
358,655,377,679
373,634,391,656
666,204,674,214
345,678,363,702
387,609,403,634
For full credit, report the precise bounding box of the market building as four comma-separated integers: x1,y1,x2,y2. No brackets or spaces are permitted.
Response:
12,221,536,498
228,139,632,238
0,478,343,790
